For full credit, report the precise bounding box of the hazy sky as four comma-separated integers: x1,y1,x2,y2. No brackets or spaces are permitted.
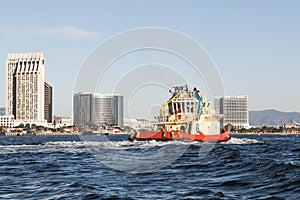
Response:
0,0,299,118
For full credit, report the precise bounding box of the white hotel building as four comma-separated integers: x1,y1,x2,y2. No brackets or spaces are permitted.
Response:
6,52,47,125
215,95,249,129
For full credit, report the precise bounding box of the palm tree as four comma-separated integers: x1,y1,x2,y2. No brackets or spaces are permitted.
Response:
225,123,234,133
261,126,267,133
53,120,56,130
31,124,37,130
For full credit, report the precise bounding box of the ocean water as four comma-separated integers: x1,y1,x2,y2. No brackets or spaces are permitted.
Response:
0,134,299,199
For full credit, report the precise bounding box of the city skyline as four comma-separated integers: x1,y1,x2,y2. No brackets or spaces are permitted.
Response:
0,1,300,118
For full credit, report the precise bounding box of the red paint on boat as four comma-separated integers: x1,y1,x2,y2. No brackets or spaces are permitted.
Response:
129,130,231,143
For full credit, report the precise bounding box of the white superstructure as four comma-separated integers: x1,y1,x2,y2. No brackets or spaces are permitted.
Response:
6,52,45,123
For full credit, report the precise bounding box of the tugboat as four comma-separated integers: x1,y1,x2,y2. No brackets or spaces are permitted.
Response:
129,85,231,142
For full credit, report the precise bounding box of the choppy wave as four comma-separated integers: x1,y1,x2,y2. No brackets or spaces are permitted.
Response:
44,137,262,148
0,136,263,155
0,134,299,199
222,137,263,144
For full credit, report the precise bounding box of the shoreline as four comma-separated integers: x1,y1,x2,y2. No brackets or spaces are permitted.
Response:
229,132,298,135
1,131,298,137
2,132,131,137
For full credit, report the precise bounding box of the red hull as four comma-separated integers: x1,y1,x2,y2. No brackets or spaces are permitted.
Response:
129,130,231,143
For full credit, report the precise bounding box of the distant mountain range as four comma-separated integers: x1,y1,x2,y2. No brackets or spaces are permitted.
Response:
250,109,300,126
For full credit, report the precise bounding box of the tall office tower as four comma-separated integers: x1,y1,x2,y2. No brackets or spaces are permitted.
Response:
44,82,53,123
73,93,93,125
73,93,123,127
214,96,249,129
93,94,123,128
6,52,45,122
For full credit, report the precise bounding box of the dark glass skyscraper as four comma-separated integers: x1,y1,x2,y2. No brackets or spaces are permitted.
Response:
44,82,53,123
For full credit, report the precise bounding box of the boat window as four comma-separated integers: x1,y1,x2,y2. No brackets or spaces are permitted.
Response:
191,102,194,113
172,102,176,114
182,102,185,113
193,102,198,113
186,102,190,112
177,103,181,112
168,103,174,115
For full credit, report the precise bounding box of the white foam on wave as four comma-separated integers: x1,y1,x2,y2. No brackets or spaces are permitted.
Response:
0,137,262,154
130,140,193,147
222,137,263,144
45,141,86,147
84,140,193,149
0,144,42,154
45,139,196,150
0,142,87,154
0,144,39,148
45,140,135,149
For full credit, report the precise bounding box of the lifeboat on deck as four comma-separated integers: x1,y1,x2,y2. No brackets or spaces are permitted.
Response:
129,85,231,143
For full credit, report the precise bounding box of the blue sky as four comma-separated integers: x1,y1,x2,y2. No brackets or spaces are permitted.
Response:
0,0,300,118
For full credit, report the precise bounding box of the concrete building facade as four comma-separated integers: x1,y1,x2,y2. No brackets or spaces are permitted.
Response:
93,94,123,127
73,93,93,126
73,93,123,127
215,95,249,129
6,52,45,123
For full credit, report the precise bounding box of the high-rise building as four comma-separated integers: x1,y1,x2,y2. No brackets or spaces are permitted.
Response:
73,93,93,126
6,52,45,122
44,82,53,123
214,96,249,129
93,94,123,127
73,93,123,127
